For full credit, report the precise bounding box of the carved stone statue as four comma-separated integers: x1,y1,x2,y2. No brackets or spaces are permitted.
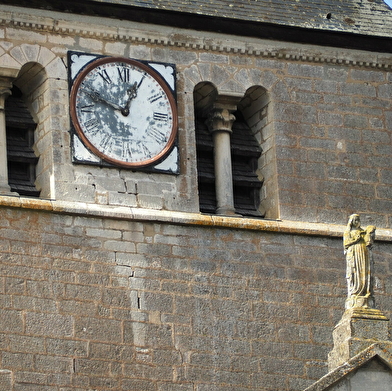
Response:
344,214,376,309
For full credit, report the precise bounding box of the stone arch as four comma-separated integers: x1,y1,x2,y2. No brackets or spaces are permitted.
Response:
11,60,54,198
238,85,269,140
6,62,49,197
184,64,251,98
194,83,270,135
4,45,67,199
238,85,271,217
9,45,62,79
193,82,267,217
193,81,218,115
13,62,47,121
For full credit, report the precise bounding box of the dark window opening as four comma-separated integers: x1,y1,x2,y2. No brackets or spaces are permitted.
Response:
231,112,263,216
195,116,216,214
5,86,40,197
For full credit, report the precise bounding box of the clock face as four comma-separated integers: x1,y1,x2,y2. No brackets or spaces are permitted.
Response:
70,57,177,167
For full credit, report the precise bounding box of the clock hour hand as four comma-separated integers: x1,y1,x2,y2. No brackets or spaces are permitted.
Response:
121,82,138,116
80,86,123,112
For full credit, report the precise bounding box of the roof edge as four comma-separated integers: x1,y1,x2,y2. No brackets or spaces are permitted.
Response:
304,342,392,391
3,0,392,54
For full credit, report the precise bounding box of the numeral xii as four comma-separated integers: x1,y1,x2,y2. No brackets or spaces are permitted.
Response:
117,67,130,83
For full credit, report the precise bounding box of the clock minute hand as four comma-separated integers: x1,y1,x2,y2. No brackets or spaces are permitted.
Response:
81,87,123,111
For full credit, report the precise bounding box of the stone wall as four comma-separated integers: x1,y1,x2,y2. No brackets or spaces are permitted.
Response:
0,3,392,391
0,201,391,390
273,63,392,227
1,5,391,225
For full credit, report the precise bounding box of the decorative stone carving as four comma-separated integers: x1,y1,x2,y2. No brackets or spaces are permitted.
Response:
205,108,236,134
327,214,389,372
344,214,375,309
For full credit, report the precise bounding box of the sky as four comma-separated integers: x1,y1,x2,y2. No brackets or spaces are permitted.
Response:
385,0,392,8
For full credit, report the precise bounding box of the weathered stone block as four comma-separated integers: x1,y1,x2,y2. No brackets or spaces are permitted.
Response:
26,312,73,337
75,317,122,343
328,309,389,371
0,369,12,390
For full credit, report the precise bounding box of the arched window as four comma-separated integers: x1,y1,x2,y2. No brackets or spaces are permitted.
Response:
194,83,267,217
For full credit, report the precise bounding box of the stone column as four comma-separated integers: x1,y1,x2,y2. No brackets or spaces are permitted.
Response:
0,68,19,195
205,95,241,216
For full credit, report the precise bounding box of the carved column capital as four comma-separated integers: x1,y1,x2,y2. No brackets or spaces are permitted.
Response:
205,107,236,134
0,66,19,101
0,82,14,113
0,68,19,108
203,93,242,134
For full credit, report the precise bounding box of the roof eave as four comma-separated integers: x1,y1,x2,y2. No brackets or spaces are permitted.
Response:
3,0,392,53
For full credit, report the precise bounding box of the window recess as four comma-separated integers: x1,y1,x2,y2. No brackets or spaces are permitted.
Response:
231,112,263,217
195,109,263,217
5,86,40,197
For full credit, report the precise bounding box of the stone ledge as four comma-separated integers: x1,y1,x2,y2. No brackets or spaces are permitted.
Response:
343,308,389,321
1,195,392,241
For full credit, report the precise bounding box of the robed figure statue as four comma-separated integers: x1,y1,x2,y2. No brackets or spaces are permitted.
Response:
344,214,376,309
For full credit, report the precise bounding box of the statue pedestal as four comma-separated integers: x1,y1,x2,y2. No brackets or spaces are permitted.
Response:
328,307,389,371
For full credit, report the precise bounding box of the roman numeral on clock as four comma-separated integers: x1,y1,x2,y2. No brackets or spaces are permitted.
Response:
121,142,133,160
99,135,113,151
83,118,100,133
153,112,168,122
137,74,145,88
117,67,130,83
80,104,95,113
98,69,112,84
148,94,162,103
141,143,152,158
149,127,167,144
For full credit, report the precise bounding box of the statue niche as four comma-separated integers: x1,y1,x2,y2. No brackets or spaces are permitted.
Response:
344,214,376,309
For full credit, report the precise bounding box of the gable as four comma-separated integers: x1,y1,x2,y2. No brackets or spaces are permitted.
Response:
305,343,392,391
328,358,392,391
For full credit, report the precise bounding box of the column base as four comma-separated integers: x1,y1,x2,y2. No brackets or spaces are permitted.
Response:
0,184,18,196
215,206,240,216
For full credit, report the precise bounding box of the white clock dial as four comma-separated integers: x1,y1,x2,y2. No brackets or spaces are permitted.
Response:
70,57,177,167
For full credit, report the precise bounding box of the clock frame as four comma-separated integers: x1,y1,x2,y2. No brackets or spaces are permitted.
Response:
69,55,178,169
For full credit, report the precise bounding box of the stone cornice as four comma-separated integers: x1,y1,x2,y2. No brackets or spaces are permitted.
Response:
1,195,391,242
0,6,392,70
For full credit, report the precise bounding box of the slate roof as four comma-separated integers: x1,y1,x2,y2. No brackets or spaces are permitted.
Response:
93,0,392,38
